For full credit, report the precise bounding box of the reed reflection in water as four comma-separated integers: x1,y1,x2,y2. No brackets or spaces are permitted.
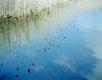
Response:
0,1,102,80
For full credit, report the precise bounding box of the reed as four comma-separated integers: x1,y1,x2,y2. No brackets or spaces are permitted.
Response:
0,0,68,21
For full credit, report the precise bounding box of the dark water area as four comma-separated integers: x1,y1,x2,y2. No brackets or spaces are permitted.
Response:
0,9,102,80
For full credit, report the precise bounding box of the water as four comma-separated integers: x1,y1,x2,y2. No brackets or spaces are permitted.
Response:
0,1,102,80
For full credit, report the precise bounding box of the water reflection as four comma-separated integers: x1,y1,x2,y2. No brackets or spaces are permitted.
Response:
0,3,102,80
75,11,102,80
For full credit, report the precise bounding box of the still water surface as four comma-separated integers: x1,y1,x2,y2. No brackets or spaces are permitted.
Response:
0,6,102,80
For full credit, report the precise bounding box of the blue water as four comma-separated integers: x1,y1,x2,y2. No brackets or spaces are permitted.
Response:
0,11,102,80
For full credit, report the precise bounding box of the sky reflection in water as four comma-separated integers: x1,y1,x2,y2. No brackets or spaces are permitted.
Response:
0,9,102,80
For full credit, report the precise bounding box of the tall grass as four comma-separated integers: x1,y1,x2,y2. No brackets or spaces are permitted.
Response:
0,0,68,20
